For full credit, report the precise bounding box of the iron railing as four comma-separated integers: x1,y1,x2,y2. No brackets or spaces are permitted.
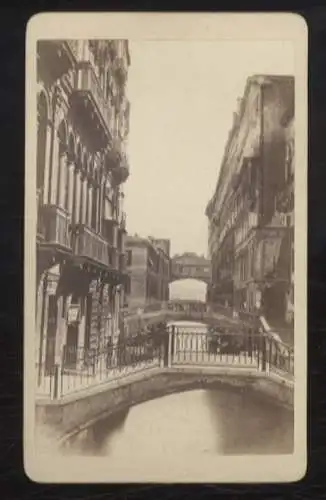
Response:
36,325,293,400
36,333,162,400
74,225,109,267
74,65,112,136
169,325,294,377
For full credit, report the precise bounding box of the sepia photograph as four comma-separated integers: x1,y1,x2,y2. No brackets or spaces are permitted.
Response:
24,13,307,483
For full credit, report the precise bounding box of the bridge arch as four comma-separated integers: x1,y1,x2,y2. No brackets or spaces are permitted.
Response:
37,367,293,448
169,278,208,303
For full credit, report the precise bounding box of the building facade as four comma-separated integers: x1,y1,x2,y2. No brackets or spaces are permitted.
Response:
206,75,294,332
125,236,171,310
36,39,131,375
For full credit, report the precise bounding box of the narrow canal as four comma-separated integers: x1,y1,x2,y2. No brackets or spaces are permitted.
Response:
66,387,293,458
64,321,294,460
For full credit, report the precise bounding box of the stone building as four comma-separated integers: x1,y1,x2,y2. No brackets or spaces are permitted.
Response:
35,39,131,375
206,75,294,333
125,235,171,310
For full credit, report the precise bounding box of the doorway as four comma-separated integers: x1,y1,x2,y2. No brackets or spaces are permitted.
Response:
45,294,57,374
65,324,79,369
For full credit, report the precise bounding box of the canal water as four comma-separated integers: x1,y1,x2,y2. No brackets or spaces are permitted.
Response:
64,322,294,459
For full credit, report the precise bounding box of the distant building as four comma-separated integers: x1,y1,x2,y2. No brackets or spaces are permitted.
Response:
206,74,294,330
125,235,171,309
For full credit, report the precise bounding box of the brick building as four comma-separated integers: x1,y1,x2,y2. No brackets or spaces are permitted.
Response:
35,39,131,375
206,75,294,334
125,235,171,310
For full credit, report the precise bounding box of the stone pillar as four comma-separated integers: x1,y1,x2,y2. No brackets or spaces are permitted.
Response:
75,171,81,224
50,135,59,205
35,276,44,357
54,295,64,364
77,296,86,370
43,122,52,205
98,183,104,233
67,161,75,217
80,177,87,225
88,186,93,227
167,326,173,368
58,151,68,209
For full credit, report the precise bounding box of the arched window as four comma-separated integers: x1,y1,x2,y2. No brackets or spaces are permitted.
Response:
37,92,48,193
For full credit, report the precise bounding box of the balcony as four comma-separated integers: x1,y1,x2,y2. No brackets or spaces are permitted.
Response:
74,225,109,267
37,41,77,81
114,57,128,87
112,152,130,185
275,180,294,214
71,64,112,148
41,205,71,251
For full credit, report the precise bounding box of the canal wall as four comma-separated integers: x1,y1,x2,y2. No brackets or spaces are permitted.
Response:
35,366,294,446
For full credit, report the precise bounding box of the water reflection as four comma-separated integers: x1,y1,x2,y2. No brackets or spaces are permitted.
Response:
65,388,293,457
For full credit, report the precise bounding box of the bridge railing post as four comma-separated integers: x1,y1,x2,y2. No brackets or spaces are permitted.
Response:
167,325,175,368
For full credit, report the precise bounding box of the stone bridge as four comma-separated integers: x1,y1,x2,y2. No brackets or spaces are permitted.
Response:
35,323,294,447
123,299,259,332
170,252,211,284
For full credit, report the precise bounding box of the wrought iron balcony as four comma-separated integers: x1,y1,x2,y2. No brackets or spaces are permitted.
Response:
105,141,130,184
72,64,112,147
74,224,109,267
41,205,71,251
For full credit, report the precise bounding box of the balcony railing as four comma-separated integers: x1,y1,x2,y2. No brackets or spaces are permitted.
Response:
74,65,112,138
75,225,109,267
42,205,71,250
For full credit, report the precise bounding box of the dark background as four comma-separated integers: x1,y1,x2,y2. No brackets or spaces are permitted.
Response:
0,4,324,498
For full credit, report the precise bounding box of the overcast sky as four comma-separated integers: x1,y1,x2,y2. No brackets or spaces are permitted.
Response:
124,40,294,258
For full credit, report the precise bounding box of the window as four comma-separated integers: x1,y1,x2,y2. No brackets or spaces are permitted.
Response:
127,250,132,266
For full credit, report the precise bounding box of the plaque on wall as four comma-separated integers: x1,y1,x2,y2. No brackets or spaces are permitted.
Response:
67,304,80,324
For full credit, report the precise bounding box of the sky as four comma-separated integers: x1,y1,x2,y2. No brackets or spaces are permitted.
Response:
124,40,294,258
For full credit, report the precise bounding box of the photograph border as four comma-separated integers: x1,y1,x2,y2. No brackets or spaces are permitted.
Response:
24,12,308,483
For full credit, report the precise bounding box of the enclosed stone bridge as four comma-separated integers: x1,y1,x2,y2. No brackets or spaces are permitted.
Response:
35,321,294,447
170,252,211,284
